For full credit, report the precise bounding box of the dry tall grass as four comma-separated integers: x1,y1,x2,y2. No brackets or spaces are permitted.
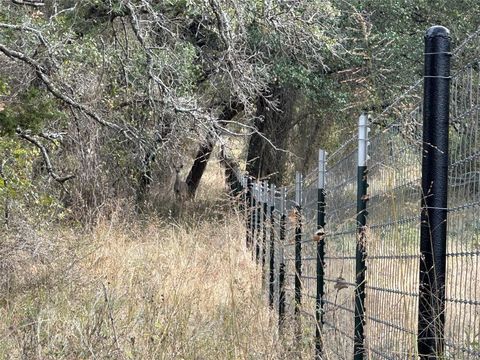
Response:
0,161,293,359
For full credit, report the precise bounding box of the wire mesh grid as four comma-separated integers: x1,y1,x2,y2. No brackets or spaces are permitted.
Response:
323,148,358,358
283,186,299,316
364,108,423,358
444,32,480,358
298,172,320,341
272,193,283,310
240,26,480,360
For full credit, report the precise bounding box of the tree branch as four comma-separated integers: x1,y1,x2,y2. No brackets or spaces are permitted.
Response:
16,129,75,184
11,0,45,7
0,43,138,142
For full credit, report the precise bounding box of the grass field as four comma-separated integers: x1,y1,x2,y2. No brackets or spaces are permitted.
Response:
0,161,296,360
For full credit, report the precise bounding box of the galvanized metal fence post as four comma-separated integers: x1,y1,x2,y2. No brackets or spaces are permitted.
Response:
269,183,276,309
418,25,451,359
294,171,303,337
354,113,369,360
278,187,286,330
315,149,327,358
246,177,253,249
262,180,269,288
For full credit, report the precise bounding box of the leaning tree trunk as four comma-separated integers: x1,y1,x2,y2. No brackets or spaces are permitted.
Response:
185,138,215,198
246,85,295,184
185,102,243,198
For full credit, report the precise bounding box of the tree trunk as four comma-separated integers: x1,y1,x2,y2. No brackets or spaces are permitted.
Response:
185,102,243,197
246,85,295,184
185,138,215,197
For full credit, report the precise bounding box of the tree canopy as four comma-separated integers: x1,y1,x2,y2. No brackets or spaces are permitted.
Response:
1,0,479,222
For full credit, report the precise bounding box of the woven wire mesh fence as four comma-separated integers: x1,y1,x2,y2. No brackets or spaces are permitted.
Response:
298,170,322,351
322,148,358,358
363,89,423,359
237,25,480,359
445,28,480,358
283,181,301,326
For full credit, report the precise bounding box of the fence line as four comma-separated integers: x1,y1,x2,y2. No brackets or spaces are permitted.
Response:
237,25,480,359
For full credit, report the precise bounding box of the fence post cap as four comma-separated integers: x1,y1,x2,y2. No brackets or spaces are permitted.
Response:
425,26,450,38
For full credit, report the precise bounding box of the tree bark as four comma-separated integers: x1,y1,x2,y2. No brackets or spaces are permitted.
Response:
185,138,215,197
185,102,243,197
246,85,294,184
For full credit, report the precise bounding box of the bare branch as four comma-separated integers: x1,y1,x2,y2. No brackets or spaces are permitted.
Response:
0,43,139,142
11,0,45,7
16,129,75,184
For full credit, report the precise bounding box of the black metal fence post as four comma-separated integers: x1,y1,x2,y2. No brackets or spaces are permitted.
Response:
294,171,303,339
251,181,257,260
278,187,286,330
315,149,327,359
354,113,369,360
269,183,276,309
418,25,451,359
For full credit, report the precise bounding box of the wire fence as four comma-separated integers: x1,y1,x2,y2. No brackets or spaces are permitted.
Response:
445,27,480,358
237,25,480,359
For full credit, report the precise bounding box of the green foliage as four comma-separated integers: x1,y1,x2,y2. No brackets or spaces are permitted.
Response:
273,62,311,89
1,0,480,218
0,87,64,135
333,0,480,104
0,78,8,95
0,138,34,200
0,137,66,221
152,41,202,96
